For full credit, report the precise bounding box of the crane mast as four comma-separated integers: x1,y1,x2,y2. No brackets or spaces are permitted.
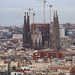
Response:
37,0,47,23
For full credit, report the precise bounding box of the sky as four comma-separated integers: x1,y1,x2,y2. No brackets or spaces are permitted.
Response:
0,0,75,26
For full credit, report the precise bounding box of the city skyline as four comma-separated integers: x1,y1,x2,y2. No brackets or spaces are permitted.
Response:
0,0,75,26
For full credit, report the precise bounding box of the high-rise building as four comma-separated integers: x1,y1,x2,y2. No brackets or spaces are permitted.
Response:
52,11,61,51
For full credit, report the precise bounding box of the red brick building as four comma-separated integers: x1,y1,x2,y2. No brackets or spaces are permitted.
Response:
33,50,63,61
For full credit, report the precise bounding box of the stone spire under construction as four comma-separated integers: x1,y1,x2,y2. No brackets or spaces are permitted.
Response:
52,11,60,51
23,12,32,48
23,12,26,48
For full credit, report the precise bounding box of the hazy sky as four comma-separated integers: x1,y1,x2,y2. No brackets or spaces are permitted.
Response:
0,0,75,26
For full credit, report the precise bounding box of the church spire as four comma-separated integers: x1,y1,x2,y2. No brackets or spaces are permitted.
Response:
52,10,60,51
56,11,58,22
23,12,31,48
27,12,30,32
23,12,27,48
24,12,26,28
53,11,55,21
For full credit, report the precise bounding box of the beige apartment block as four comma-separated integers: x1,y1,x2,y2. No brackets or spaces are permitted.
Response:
10,61,26,68
10,61,19,68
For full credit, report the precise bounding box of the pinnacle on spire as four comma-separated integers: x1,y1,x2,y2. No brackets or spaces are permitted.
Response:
27,12,30,32
56,10,58,23
24,12,26,28
27,12,28,17
53,11,55,20
25,12,26,16
54,11,55,17
56,10,58,18
56,10,57,16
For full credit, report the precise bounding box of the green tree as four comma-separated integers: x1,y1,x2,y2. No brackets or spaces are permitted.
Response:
12,66,16,71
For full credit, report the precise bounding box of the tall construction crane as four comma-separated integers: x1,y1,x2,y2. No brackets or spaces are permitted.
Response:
48,4,53,34
48,4,53,47
32,12,35,49
37,0,47,23
46,4,53,47
30,12,35,49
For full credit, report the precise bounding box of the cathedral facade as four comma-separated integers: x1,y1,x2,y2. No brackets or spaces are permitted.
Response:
23,11,60,50
31,26,42,50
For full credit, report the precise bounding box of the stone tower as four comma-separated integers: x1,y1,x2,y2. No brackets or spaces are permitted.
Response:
23,12,32,48
23,12,26,48
52,11,60,51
